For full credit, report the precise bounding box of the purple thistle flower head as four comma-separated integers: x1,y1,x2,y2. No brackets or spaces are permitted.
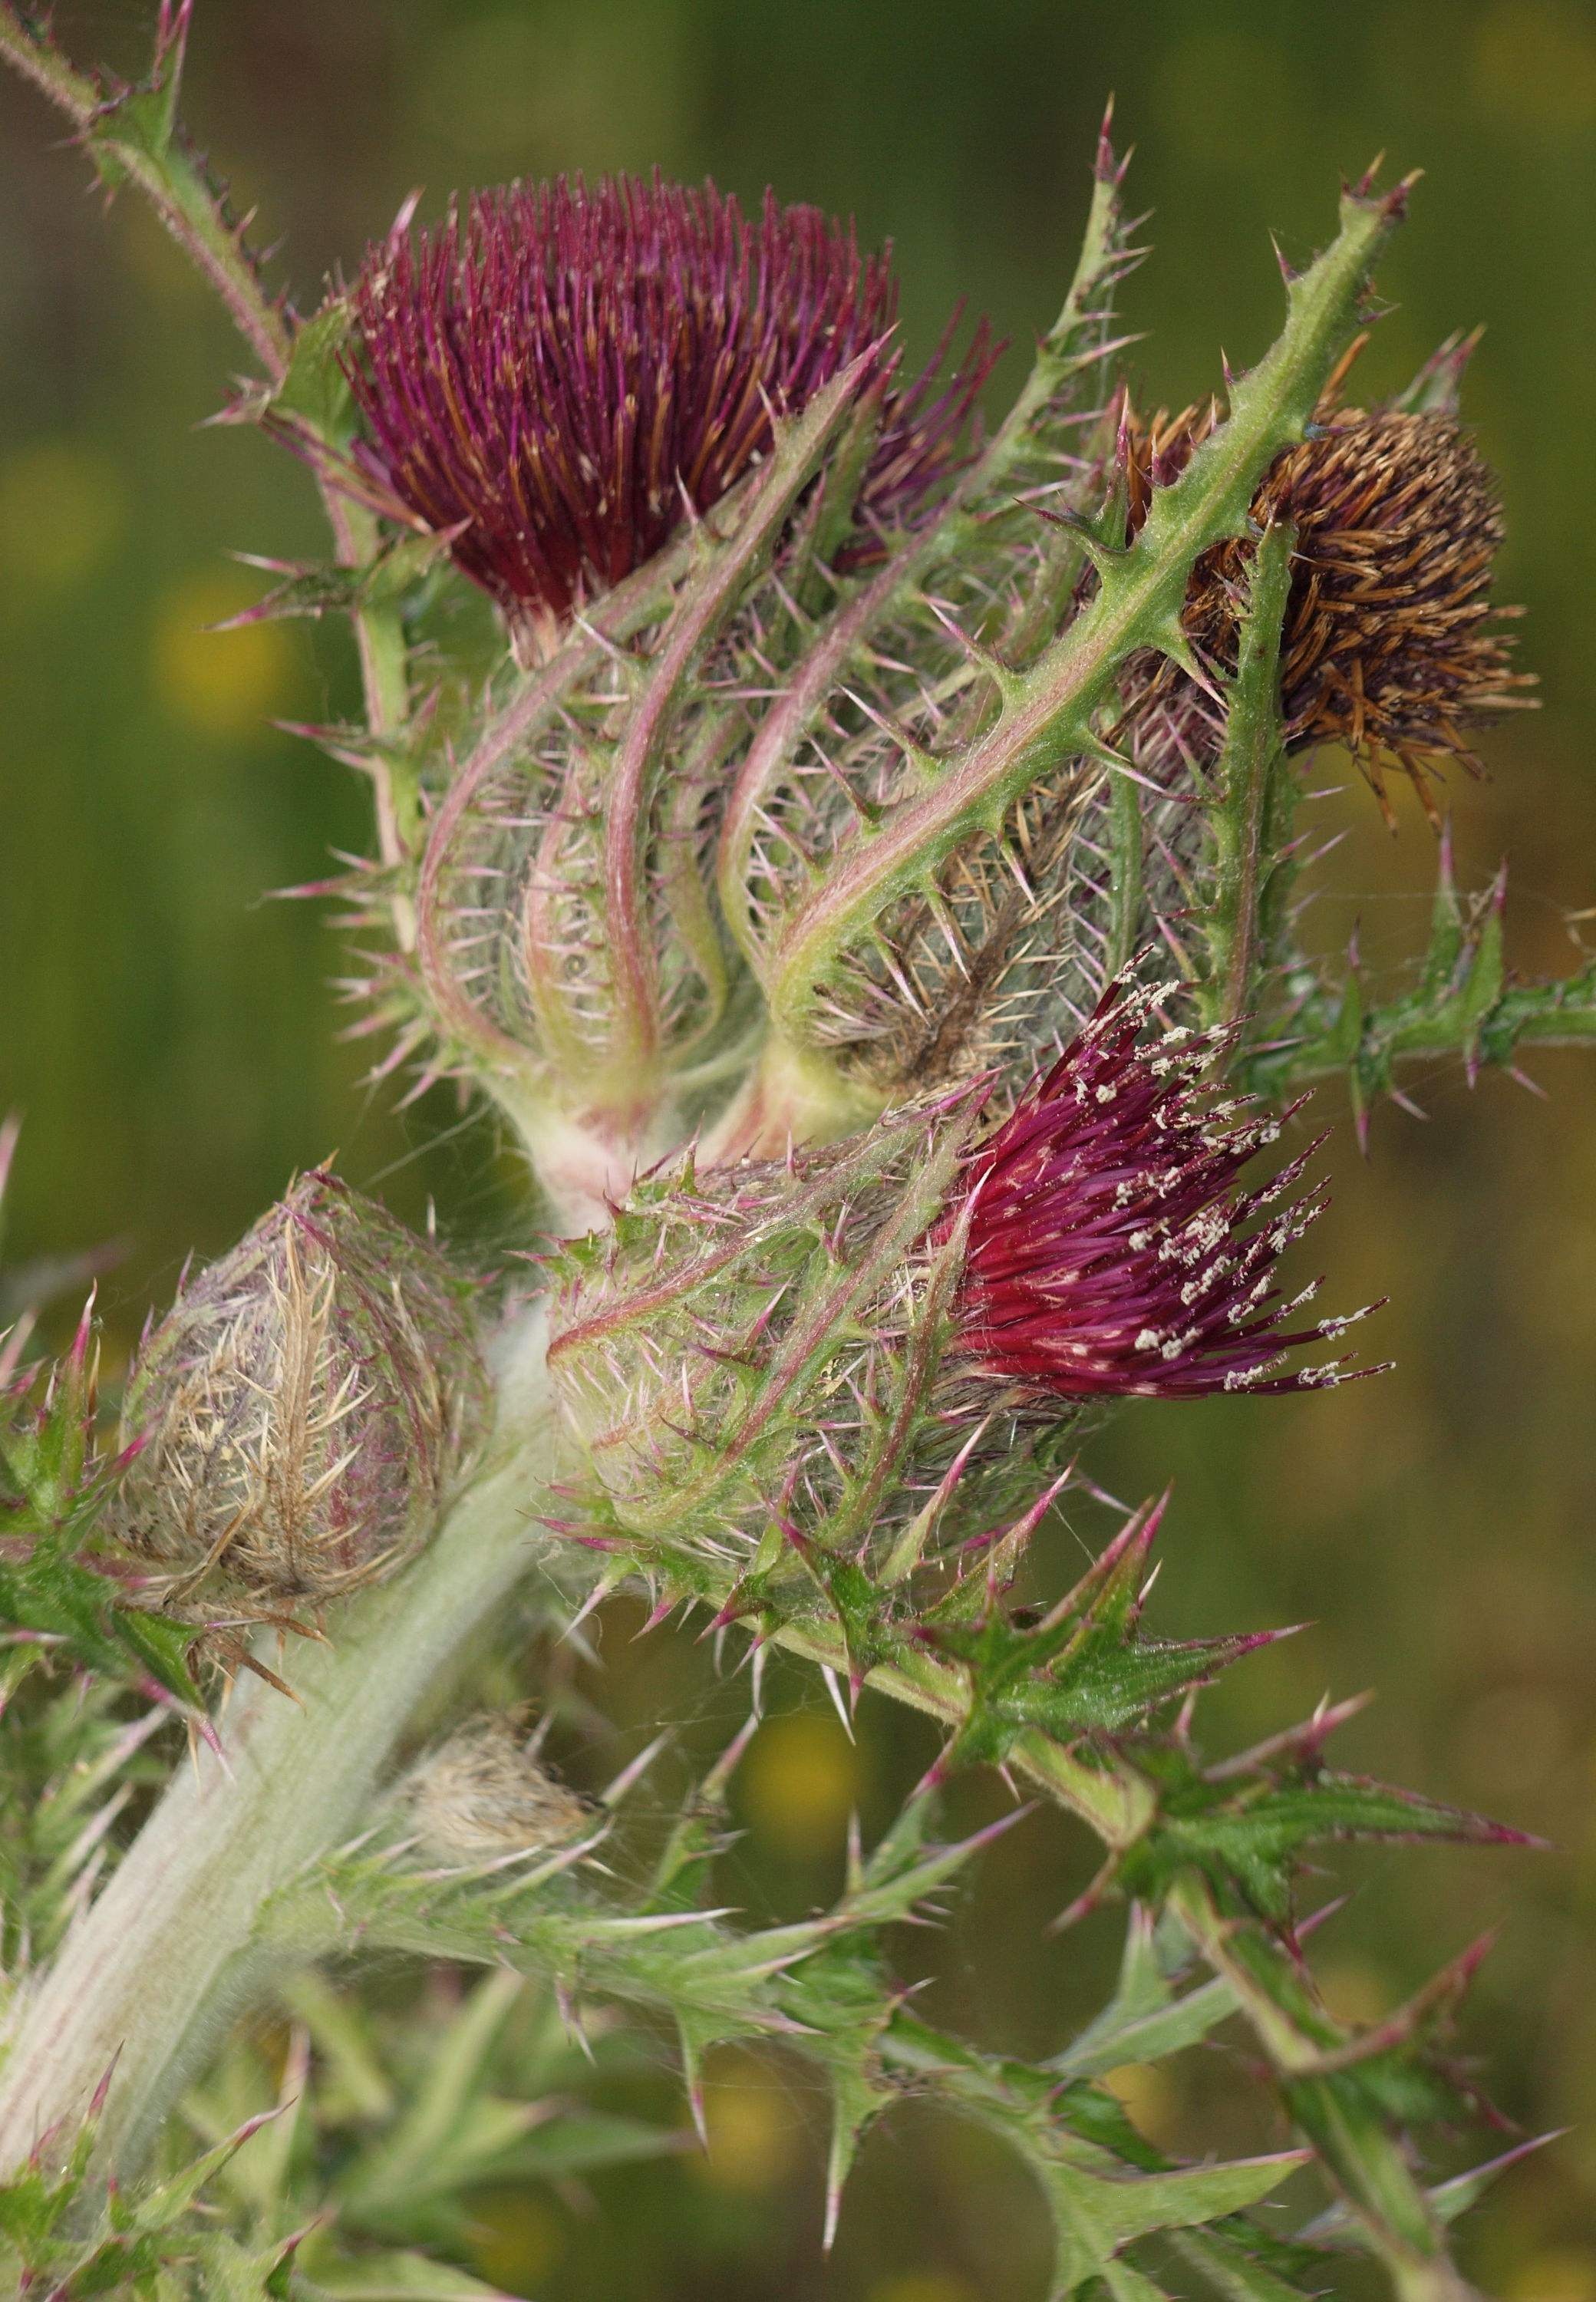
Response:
347,172,995,661
945,982,1377,1400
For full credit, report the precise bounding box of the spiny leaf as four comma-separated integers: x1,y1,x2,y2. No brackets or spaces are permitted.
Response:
266,297,359,450
1052,1905,1238,2080
1120,1743,1528,1924
0,2074,282,2299
1166,2221,1328,2302
1241,852,1596,1112
300,2251,516,2300
1043,2149,1308,2300
0,1315,206,1713
1301,2132,1560,2251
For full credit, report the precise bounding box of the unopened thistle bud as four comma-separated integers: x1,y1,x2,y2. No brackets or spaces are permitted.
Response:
403,1713,589,1861
115,1172,491,1625
347,173,992,662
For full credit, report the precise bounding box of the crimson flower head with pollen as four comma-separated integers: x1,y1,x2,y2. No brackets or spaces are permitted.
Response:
347,172,994,662
945,983,1376,1401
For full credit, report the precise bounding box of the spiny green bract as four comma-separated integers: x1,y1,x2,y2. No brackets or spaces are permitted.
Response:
545,1103,984,1593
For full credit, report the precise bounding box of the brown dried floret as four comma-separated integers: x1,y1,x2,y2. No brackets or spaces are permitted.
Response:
1123,378,1532,823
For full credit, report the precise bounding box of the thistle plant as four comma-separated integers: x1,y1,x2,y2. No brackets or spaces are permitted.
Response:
1,9,1591,2299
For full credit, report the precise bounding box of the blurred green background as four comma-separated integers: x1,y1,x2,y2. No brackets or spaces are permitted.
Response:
3,2,1596,2295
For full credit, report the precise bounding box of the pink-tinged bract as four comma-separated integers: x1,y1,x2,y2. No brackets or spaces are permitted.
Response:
946,983,1370,1400
347,173,995,655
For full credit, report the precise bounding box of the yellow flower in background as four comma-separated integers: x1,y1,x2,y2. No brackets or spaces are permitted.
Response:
151,569,298,740
1472,2,1596,132
737,1710,861,1860
1103,2062,1184,2152
867,2276,978,2302
1507,2250,1596,2302
691,2056,803,2195
470,2193,565,2292
0,441,124,592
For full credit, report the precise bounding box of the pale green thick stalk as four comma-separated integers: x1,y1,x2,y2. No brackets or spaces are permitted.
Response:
0,1314,558,2182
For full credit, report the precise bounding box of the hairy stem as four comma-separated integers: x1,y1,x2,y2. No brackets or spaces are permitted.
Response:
0,1312,558,2182
0,6,288,379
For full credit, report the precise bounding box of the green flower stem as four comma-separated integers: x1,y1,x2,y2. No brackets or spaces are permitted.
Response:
327,498,412,875
0,5,288,380
1106,767,1145,981
0,1314,558,2185
0,5,412,863
1167,1873,1466,2299
1195,519,1295,1029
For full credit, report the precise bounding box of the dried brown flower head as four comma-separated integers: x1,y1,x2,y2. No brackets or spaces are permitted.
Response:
404,1712,589,1860
1123,374,1531,823
116,1171,491,1628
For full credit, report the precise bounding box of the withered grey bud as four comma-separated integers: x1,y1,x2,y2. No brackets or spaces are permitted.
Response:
116,1170,491,1623
403,1713,589,1860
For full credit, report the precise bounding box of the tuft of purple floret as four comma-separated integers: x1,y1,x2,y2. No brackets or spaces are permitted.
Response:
945,981,1375,1400
346,173,995,659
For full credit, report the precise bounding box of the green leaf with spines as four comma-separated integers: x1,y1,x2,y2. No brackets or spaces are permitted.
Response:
1166,2222,1331,2302
1051,1904,1239,2080
176,1964,679,2290
1116,1746,1524,1924
266,298,360,452
0,2069,292,2302
1238,844,1596,1113
246,1756,1326,2299
913,1494,1287,1772
221,530,461,633
877,2010,1307,2302
0,1314,205,1713
0,1676,169,1974
1301,2133,1559,2251
1167,1872,1505,2275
